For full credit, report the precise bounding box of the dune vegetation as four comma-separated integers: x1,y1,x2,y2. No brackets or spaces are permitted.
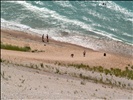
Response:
1,43,31,52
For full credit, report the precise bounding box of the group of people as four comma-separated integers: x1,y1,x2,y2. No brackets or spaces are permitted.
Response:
71,50,86,58
42,34,49,43
41,34,106,58
41,34,87,58
71,51,106,58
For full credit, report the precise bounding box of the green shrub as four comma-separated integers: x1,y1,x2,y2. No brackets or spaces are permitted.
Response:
67,63,133,79
98,66,104,72
104,69,110,75
1,43,31,52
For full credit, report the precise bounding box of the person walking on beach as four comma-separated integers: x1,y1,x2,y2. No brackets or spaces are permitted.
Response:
83,50,86,57
42,34,44,42
46,34,49,42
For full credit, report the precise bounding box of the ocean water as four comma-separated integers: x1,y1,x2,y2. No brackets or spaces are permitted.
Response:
1,1,133,56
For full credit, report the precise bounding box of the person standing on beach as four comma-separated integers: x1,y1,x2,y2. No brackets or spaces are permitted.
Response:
42,34,44,42
104,53,106,56
46,34,49,42
83,50,86,57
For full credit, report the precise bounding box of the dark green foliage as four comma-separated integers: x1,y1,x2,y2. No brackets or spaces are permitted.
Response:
104,69,110,75
24,46,31,51
68,63,89,70
1,43,31,52
126,70,133,79
111,68,122,77
97,66,104,72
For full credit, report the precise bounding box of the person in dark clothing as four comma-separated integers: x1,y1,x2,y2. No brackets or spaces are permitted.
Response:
71,54,74,58
83,50,86,57
104,53,106,56
42,34,44,42
46,34,49,42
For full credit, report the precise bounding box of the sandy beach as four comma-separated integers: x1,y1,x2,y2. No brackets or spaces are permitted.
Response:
1,29,133,99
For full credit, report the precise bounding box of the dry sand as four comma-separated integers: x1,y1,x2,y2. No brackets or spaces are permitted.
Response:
1,29,133,99
1,63,133,100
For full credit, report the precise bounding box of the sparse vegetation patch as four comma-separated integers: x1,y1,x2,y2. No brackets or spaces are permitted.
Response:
67,63,133,80
1,43,31,52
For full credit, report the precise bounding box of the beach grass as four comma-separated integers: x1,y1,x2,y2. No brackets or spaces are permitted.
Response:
67,63,133,80
1,43,31,52
49,61,133,80
54,61,133,80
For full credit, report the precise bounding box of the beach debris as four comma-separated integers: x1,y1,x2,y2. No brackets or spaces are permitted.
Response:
104,53,106,56
83,50,86,57
46,34,49,42
71,54,74,58
42,34,44,42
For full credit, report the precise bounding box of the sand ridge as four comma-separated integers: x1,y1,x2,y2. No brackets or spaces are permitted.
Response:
1,62,133,99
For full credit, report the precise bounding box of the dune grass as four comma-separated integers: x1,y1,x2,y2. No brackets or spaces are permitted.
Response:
1,43,31,52
1,59,133,89
54,62,133,80
68,63,133,80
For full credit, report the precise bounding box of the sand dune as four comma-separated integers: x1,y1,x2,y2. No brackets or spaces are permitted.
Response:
1,63,132,99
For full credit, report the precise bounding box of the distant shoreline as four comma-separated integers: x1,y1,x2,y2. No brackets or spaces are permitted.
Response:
1,28,133,58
